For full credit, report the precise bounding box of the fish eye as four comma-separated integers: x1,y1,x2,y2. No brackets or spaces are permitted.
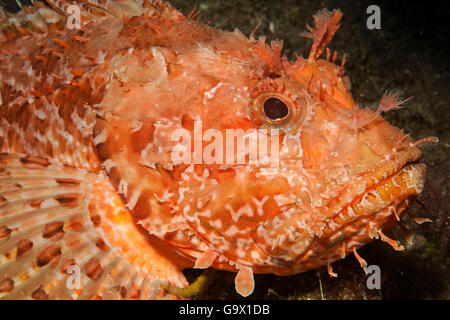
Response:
250,79,309,133
263,98,289,120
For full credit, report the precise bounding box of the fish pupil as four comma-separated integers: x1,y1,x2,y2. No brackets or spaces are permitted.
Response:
263,98,288,120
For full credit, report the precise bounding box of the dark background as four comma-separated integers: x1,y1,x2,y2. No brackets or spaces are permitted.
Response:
168,0,449,300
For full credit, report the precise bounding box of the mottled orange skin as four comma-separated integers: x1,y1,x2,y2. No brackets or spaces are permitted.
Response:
0,1,426,297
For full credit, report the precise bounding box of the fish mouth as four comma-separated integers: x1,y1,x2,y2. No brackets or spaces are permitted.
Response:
324,146,425,224
277,147,427,273
301,147,426,258
324,162,425,237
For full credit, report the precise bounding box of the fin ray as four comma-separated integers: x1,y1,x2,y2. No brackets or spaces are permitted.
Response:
0,153,187,299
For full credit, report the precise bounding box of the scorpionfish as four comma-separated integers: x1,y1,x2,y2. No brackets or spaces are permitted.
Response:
0,0,432,299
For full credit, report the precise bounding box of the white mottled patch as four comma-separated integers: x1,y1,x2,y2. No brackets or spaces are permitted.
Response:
203,82,223,100
251,250,261,260
126,188,141,211
33,131,46,143
130,120,143,132
33,107,47,120
273,193,296,207
347,206,356,218
154,189,173,203
96,50,107,64
183,204,191,215
224,225,239,237
177,187,189,204
236,249,246,258
212,219,223,228
93,129,107,145
102,159,116,171
70,108,90,136
41,198,60,208
196,210,211,218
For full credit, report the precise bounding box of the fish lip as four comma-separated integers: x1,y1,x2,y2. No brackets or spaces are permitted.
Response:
323,146,424,220
311,147,426,255
331,161,425,224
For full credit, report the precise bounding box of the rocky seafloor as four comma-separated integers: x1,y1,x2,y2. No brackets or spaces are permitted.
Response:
169,0,449,300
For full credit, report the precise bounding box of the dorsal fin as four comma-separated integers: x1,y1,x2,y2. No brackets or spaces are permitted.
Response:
1,0,64,36
0,0,167,39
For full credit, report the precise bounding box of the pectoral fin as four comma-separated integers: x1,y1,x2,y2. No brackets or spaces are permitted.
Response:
0,153,188,299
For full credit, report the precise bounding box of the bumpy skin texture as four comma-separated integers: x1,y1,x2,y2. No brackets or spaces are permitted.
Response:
0,0,427,298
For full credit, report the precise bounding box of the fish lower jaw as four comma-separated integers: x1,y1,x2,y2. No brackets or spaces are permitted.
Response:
289,162,427,271
323,146,424,222
329,161,426,229
253,161,427,276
